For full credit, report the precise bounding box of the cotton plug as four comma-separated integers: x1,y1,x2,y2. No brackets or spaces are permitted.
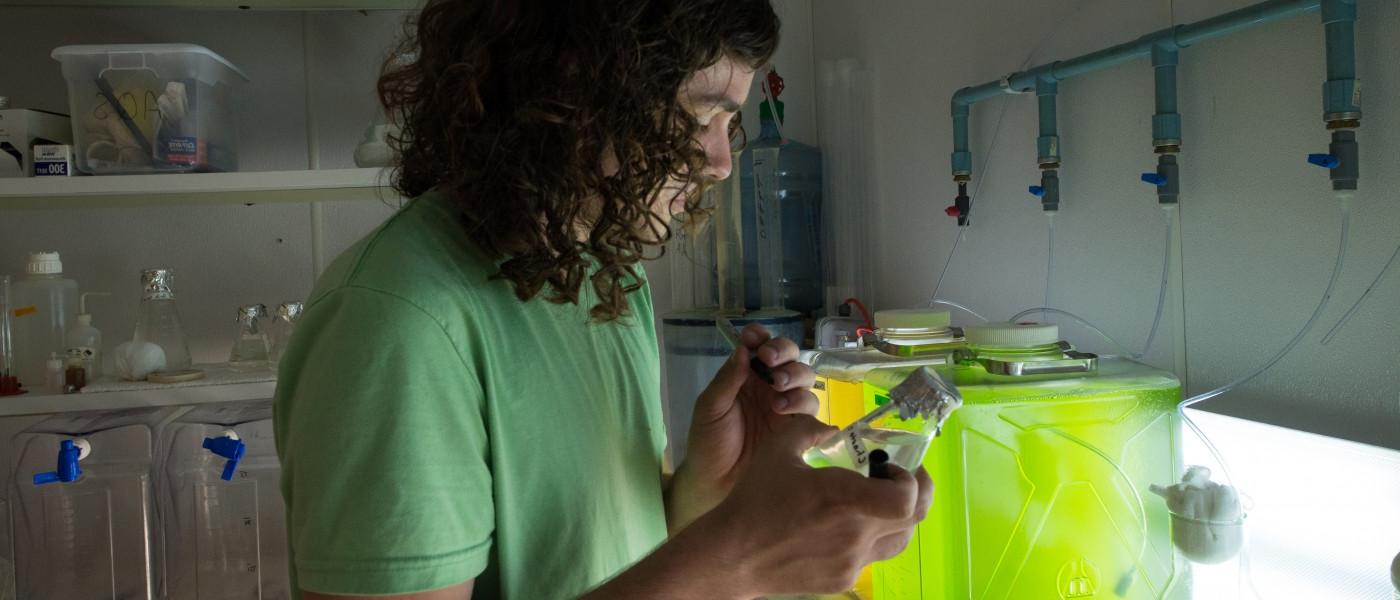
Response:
1152,466,1245,564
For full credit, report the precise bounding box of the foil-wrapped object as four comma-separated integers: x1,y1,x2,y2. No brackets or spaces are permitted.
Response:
141,268,176,301
276,302,304,323
889,366,963,431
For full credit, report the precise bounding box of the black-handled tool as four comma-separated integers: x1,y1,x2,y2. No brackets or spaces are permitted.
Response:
868,449,891,479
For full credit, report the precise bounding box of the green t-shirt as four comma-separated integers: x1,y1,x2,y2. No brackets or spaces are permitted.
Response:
274,193,669,599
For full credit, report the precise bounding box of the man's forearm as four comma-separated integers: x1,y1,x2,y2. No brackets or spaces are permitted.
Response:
583,505,749,600
664,462,727,536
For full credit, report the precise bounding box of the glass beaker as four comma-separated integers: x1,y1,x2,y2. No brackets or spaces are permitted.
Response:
132,269,193,374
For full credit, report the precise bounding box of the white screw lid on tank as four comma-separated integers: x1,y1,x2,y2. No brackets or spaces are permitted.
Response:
874,308,951,331
26,252,63,275
963,321,1060,348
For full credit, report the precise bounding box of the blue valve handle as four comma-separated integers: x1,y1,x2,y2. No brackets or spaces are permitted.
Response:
203,436,246,481
1028,185,1045,197
1141,173,1168,187
1307,153,1341,169
33,439,82,485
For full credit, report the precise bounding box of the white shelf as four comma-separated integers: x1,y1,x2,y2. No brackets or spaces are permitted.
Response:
0,168,398,209
0,364,276,417
1,0,419,9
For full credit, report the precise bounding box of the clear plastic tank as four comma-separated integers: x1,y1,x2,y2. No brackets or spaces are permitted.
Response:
855,323,1186,599
158,418,289,600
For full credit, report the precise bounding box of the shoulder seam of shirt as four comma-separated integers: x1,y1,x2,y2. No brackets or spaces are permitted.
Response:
307,283,480,378
339,200,422,283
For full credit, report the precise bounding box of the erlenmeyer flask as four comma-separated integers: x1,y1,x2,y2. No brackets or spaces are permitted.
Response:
229,304,270,367
132,269,192,374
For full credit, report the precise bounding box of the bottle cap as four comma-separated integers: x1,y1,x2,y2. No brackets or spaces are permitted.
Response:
46,352,63,369
963,321,1060,348
874,309,951,331
26,252,62,275
77,314,93,326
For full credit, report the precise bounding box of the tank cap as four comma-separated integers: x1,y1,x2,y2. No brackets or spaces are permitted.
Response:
875,309,951,331
26,252,62,275
963,321,1060,348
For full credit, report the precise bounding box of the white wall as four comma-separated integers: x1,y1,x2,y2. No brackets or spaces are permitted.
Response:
811,0,1400,449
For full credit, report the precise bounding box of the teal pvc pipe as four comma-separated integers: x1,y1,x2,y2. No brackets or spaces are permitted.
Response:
952,99,972,175
1152,45,1181,145
952,0,1322,108
1321,0,1360,118
950,0,1327,178
1173,0,1319,46
1036,77,1060,164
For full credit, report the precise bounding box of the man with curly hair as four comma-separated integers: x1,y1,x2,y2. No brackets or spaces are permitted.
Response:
274,1,932,598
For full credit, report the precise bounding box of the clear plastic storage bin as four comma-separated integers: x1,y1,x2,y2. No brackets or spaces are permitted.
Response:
51,44,247,174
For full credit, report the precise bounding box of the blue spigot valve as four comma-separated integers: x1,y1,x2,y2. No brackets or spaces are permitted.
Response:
1029,186,1046,198
1141,173,1168,187
1307,153,1341,169
203,432,246,481
33,439,88,485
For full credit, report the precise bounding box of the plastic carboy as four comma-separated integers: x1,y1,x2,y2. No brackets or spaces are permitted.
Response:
865,321,1186,600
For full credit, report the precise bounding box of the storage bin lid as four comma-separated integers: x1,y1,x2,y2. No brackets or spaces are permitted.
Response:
52,43,249,82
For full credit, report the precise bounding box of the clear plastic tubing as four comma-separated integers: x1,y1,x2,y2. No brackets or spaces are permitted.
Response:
1140,206,1176,358
1011,193,1353,486
1322,237,1400,344
929,297,987,323
1181,192,1350,409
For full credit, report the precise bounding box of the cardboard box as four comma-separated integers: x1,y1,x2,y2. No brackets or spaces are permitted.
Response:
33,145,74,177
0,108,72,178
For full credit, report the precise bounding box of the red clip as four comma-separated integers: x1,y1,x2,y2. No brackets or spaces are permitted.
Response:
945,205,961,218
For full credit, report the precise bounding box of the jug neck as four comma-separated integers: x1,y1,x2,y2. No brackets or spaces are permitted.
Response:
758,117,782,141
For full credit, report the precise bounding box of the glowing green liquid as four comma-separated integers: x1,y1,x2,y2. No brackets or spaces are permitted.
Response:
866,358,1189,600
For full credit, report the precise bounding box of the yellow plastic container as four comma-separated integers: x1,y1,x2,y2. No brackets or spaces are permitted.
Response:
858,322,1187,599
805,309,964,598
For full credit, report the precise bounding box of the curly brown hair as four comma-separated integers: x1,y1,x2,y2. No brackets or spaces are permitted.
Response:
378,0,779,320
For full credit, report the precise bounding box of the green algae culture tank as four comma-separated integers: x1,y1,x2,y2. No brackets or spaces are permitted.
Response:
865,321,1188,600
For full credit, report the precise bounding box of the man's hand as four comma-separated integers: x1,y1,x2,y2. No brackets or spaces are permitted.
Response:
667,323,819,530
